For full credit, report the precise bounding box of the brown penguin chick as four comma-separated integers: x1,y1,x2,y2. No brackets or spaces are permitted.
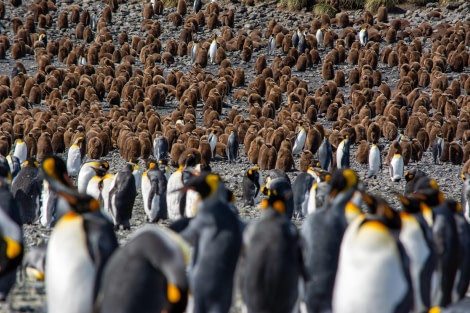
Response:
215,47,226,64
87,136,103,160
143,2,154,19
102,6,112,23
198,138,212,168
399,138,412,165
377,6,388,22
167,12,183,27
296,55,307,72
170,140,186,167
154,0,163,15
139,132,152,160
233,67,245,87
304,126,322,156
463,142,470,164
416,128,429,151
51,128,65,154
299,150,315,172
258,143,277,170
58,11,69,29
386,140,402,165
322,60,334,80
254,54,267,75
242,46,252,62
247,137,263,164
36,132,53,161
355,140,369,164
215,142,226,157
176,0,187,15
195,47,208,67
178,149,201,167
275,147,294,172
383,121,398,141
410,139,423,163
449,141,464,165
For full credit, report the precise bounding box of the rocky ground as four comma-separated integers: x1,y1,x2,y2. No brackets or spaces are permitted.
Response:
0,0,470,311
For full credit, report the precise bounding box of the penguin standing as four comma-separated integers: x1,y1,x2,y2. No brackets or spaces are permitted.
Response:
67,136,84,177
316,28,324,48
108,162,138,230
180,173,242,313
333,195,413,313
142,159,168,222
433,134,444,165
268,34,275,55
11,157,42,224
22,243,47,282
397,194,436,313
209,35,217,65
318,136,332,171
461,173,470,222
367,143,381,179
13,138,27,165
301,169,362,313
263,176,294,219
404,169,427,196
297,32,306,53
191,41,199,64
0,178,23,301
390,152,404,182
241,189,307,313
94,225,189,313
77,160,110,194
153,133,169,162
193,0,202,13
41,157,118,313
359,26,368,46
6,154,20,180
242,166,262,206
226,130,239,163
292,126,306,156
292,168,317,219
292,28,300,49
336,136,350,169
306,170,332,214
208,130,217,160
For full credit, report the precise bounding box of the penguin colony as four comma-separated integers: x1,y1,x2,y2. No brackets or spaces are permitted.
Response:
0,0,469,311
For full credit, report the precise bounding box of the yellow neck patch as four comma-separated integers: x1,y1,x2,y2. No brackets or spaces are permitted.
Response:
343,169,358,191
272,200,286,214
167,284,181,303
4,237,22,259
206,174,219,197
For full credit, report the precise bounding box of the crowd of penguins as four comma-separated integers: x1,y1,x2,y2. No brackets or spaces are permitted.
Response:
0,0,470,312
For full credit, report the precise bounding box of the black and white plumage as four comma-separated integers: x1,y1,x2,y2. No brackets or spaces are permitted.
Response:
359,26,368,47
432,136,444,165
191,42,198,64
242,166,262,206
318,136,332,171
297,32,306,53
336,136,350,169
291,28,301,49
209,36,217,65
292,126,306,156
153,133,169,161
268,34,275,55
316,28,324,48
142,160,168,223
226,130,239,163
193,0,202,13
389,153,404,182
367,143,381,179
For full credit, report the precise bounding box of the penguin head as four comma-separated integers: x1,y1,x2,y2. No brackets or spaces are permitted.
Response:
91,160,109,177
42,156,74,189
260,188,286,215
328,168,359,199
404,171,414,182
182,172,225,201
413,177,445,207
362,193,401,230
73,136,84,146
396,193,422,214
23,157,39,168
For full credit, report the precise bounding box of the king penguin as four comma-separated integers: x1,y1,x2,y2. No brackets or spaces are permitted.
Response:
67,136,84,177
208,129,217,160
316,28,324,48
94,225,189,313
11,157,42,224
292,28,301,49
367,143,381,179
333,194,413,313
432,133,444,165
359,25,368,47
193,0,202,13
263,175,294,219
209,35,218,65
461,173,470,222
242,166,262,206
336,136,350,169
396,194,436,313
142,159,168,222
318,135,332,171
0,177,23,301
404,169,427,196
268,34,275,55
191,41,199,64
180,173,243,313
292,126,306,156
41,156,118,313
390,152,404,182
154,133,169,162
297,32,306,53
301,168,362,313
108,162,138,230
292,167,318,219
306,169,332,215
241,188,307,313
226,130,239,163
13,138,27,165
6,154,20,181
77,160,110,194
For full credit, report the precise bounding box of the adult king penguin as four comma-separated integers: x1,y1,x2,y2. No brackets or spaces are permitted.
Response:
390,152,404,182
77,160,110,194
367,143,381,179
94,225,189,313
333,195,413,313
180,173,243,313
41,156,118,313
242,166,262,206
268,34,275,55
292,126,306,156
108,162,139,230
241,188,307,313
154,133,169,162
316,28,324,48
292,167,318,219
301,169,362,313
359,25,368,46
193,0,202,13
432,133,444,165
142,159,168,222
12,138,27,165
226,130,239,163
336,136,350,169
208,129,217,160
209,35,218,65
11,157,42,224
67,136,84,177
0,178,23,301
262,175,294,219
191,41,199,64
318,135,332,171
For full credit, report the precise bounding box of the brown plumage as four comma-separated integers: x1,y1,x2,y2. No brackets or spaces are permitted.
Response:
322,61,334,80
386,140,401,165
449,141,464,165
254,54,267,75
299,150,315,172
177,0,187,15
51,129,65,154
242,46,252,62
296,55,307,71
410,139,423,163
377,6,388,22
143,2,154,19
400,139,412,165
355,140,369,164
304,126,322,155
258,143,277,170
58,11,68,29
170,141,186,167
36,132,52,161
275,147,294,172
87,136,103,159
